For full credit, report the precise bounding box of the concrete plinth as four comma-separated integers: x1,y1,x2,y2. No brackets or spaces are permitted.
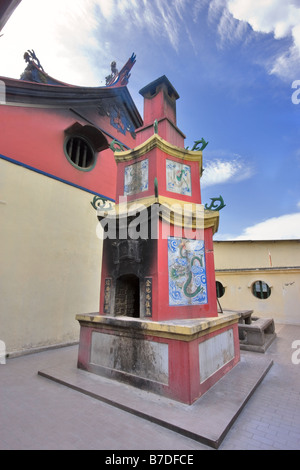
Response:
38,349,273,449
76,311,240,405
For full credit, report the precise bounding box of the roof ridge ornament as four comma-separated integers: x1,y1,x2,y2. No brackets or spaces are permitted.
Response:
20,49,46,82
185,138,209,151
105,53,136,87
19,50,74,86
25,49,44,71
205,195,226,211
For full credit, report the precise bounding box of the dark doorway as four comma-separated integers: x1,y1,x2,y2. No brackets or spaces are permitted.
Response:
115,274,140,318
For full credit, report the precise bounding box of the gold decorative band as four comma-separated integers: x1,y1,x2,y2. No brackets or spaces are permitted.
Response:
114,134,203,175
97,196,219,233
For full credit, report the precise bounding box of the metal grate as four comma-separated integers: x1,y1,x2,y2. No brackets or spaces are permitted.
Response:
65,136,94,169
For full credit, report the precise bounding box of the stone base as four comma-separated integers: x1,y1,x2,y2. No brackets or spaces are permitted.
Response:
38,350,273,449
240,333,276,353
76,312,240,405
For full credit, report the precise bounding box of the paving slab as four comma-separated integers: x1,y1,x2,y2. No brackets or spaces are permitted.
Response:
38,350,273,449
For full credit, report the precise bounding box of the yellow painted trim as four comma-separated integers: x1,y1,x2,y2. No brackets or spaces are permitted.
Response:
215,267,300,275
204,209,219,233
75,312,239,342
114,134,203,175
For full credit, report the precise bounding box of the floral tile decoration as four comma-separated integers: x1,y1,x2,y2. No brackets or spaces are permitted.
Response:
168,237,208,306
124,158,149,196
166,159,192,196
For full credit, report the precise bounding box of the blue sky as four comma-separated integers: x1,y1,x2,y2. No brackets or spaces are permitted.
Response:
1,0,300,240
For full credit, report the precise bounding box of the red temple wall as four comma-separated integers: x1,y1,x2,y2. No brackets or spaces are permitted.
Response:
0,104,137,200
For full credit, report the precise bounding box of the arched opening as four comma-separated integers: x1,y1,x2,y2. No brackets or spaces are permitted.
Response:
115,274,140,318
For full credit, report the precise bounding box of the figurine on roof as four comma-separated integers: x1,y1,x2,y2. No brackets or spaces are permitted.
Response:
20,50,46,83
105,61,118,86
105,53,136,87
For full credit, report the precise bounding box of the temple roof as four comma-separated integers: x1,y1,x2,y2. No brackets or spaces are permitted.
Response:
1,75,142,130
1,50,143,129
0,0,142,129
19,50,137,89
0,4,140,127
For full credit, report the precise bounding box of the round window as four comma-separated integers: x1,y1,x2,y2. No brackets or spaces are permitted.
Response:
252,281,271,299
64,136,96,170
216,281,225,298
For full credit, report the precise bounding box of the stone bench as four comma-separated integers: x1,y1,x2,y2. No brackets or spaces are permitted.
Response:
239,317,276,353
238,310,254,325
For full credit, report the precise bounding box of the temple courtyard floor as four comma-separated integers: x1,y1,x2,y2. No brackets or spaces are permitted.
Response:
0,322,299,450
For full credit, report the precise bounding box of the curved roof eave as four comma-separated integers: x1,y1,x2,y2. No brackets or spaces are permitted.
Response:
1,75,143,128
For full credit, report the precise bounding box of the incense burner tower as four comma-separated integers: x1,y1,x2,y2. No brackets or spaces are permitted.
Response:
76,76,240,405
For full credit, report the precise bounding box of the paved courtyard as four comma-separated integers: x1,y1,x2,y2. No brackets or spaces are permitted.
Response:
0,323,299,450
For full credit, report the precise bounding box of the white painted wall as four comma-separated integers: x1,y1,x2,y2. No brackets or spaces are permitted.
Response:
0,159,103,355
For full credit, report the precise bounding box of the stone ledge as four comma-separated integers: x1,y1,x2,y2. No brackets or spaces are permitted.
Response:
75,311,240,342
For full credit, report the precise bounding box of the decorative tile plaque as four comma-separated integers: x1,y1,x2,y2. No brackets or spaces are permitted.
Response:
166,159,191,196
168,237,207,306
124,159,149,196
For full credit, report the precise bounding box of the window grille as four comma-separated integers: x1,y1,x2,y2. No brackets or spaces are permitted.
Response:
65,136,95,170
252,281,271,299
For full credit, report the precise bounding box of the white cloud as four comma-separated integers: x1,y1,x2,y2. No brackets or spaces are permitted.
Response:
226,0,300,80
96,0,115,21
270,43,300,81
0,0,193,85
2,0,300,88
233,212,300,240
227,0,300,39
193,0,209,19
207,0,227,23
153,0,181,51
0,0,102,86
195,0,300,81
201,155,254,187
216,6,248,46
206,0,247,47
